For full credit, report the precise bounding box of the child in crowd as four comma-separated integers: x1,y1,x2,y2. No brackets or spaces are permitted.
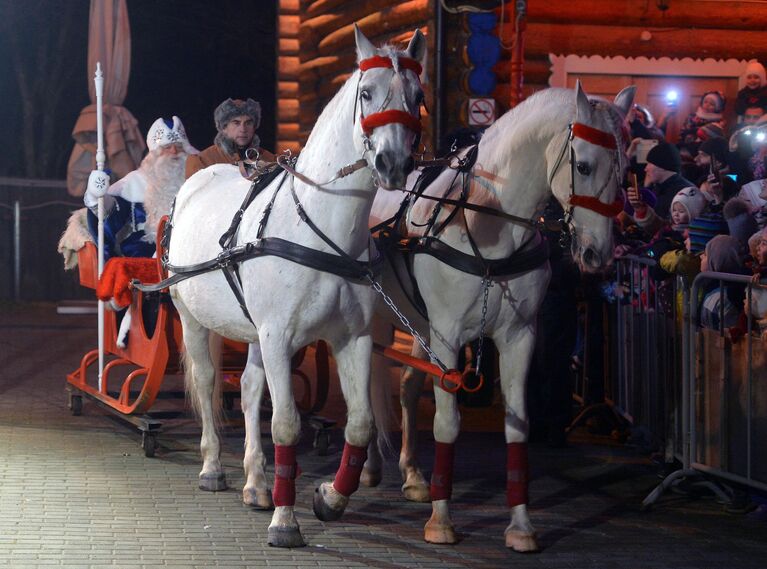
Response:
699,235,747,330
735,60,767,123
679,91,726,147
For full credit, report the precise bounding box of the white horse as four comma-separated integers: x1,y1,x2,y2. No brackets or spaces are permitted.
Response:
167,28,426,548
365,84,636,551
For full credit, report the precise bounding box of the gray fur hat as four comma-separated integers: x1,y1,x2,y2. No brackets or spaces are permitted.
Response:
214,98,261,131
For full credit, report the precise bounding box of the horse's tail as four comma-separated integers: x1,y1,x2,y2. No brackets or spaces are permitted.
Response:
182,330,224,430
370,321,397,455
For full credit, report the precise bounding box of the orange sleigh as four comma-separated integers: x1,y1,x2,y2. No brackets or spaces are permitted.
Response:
66,217,332,456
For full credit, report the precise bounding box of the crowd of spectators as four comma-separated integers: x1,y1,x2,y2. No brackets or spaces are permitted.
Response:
613,60,767,338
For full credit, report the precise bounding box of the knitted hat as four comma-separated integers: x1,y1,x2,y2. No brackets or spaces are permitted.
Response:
671,187,707,226
696,122,725,142
688,212,729,254
745,60,767,87
705,235,743,273
214,98,261,131
724,198,759,252
646,142,681,173
701,91,726,114
699,135,729,164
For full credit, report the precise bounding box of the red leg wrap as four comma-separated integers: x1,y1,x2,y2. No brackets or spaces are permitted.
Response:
332,442,367,497
430,442,455,501
506,442,529,508
273,445,299,507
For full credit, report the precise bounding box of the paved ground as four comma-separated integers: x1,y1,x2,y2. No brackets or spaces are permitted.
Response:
1,302,766,568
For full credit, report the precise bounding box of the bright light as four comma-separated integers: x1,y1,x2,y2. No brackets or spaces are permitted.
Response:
665,90,678,102
757,132,766,142
745,129,753,136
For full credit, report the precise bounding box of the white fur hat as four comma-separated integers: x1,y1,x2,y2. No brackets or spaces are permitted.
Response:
746,60,767,86
146,116,197,154
671,186,707,222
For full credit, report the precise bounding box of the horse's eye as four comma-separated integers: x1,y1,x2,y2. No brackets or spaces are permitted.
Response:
576,162,592,176
360,89,372,102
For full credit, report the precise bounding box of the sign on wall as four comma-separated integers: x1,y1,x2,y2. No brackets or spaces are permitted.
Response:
468,97,496,126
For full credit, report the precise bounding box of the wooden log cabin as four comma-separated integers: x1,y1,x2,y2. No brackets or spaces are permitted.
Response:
276,0,767,154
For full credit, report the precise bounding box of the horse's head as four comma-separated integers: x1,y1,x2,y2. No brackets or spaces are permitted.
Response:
550,82,635,273
354,26,426,190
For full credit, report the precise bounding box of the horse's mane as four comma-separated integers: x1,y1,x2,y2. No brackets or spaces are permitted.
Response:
478,87,629,180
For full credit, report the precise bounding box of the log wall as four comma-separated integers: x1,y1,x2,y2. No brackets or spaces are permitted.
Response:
493,0,767,109
277,0,433,153
278,0,767,153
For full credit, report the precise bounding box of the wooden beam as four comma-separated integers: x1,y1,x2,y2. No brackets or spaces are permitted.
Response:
278,99,299,122
279,56,300,80
305,0,349,19
494,58,551,86
317,0,429,56
279,38,299,56
515,22,767,61
279,0,300,15
277,122,300,138
278,81,299,98
279,14,300,38
300,0,408,55
517,0,767,31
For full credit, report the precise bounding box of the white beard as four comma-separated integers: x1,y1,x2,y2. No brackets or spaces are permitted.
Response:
140,151,187,243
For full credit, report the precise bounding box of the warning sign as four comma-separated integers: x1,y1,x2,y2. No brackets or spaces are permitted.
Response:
468,98,496,127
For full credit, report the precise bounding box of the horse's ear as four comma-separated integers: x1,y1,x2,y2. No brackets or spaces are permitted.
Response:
406,29,427,64
613,85,637,118
355,24,377,62
575,80,592,121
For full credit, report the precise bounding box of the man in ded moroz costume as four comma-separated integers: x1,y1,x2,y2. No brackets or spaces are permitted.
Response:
81,116,197,346
84,116,197,257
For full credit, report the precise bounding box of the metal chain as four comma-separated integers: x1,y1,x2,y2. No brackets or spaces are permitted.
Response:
473,276,492,373
366,274,450,373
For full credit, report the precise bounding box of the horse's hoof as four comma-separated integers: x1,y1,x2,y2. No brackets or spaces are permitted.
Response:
402,482,431,503
267,526,305,548
424,519,458,544
243,487,273,510
199,472,227,492
360,467,382,488
505,530,539,552
313,486,346,522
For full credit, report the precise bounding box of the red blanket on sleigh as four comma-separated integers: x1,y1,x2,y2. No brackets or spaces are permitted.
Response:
95,257,160,307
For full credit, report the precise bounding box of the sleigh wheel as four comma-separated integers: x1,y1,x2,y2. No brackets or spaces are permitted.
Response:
142,431,157,458
69,393,83,416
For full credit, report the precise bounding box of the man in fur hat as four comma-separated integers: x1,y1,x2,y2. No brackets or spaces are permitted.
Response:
83,116,197,259
185,98,275,179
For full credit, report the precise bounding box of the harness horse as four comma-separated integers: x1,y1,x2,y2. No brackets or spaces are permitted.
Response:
365,84,636,551
156,28,427,548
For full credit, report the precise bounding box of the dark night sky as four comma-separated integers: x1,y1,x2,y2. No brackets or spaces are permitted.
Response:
0,0,277,178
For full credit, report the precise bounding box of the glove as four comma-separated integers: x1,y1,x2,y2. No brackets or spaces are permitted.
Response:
86,169,110,198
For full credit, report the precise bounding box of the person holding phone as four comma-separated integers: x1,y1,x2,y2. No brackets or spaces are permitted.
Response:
678,91,726,147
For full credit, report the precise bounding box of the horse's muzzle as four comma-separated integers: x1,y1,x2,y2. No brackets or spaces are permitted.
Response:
375,151,415,190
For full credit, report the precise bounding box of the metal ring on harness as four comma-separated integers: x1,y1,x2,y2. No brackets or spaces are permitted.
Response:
460,369,485,393
439,369,465,393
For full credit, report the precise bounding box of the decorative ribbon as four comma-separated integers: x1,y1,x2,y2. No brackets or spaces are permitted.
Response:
359,55,423,77
569,194,625,218
572,122,617,150
361,109,422,136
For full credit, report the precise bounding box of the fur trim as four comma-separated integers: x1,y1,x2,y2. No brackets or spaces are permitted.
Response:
214,98,261,131
96,257,159,307
57,208,93,270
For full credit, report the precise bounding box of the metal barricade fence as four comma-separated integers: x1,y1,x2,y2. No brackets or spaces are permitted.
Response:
609,255,685,454
0,176,85,301
642,270,767,508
